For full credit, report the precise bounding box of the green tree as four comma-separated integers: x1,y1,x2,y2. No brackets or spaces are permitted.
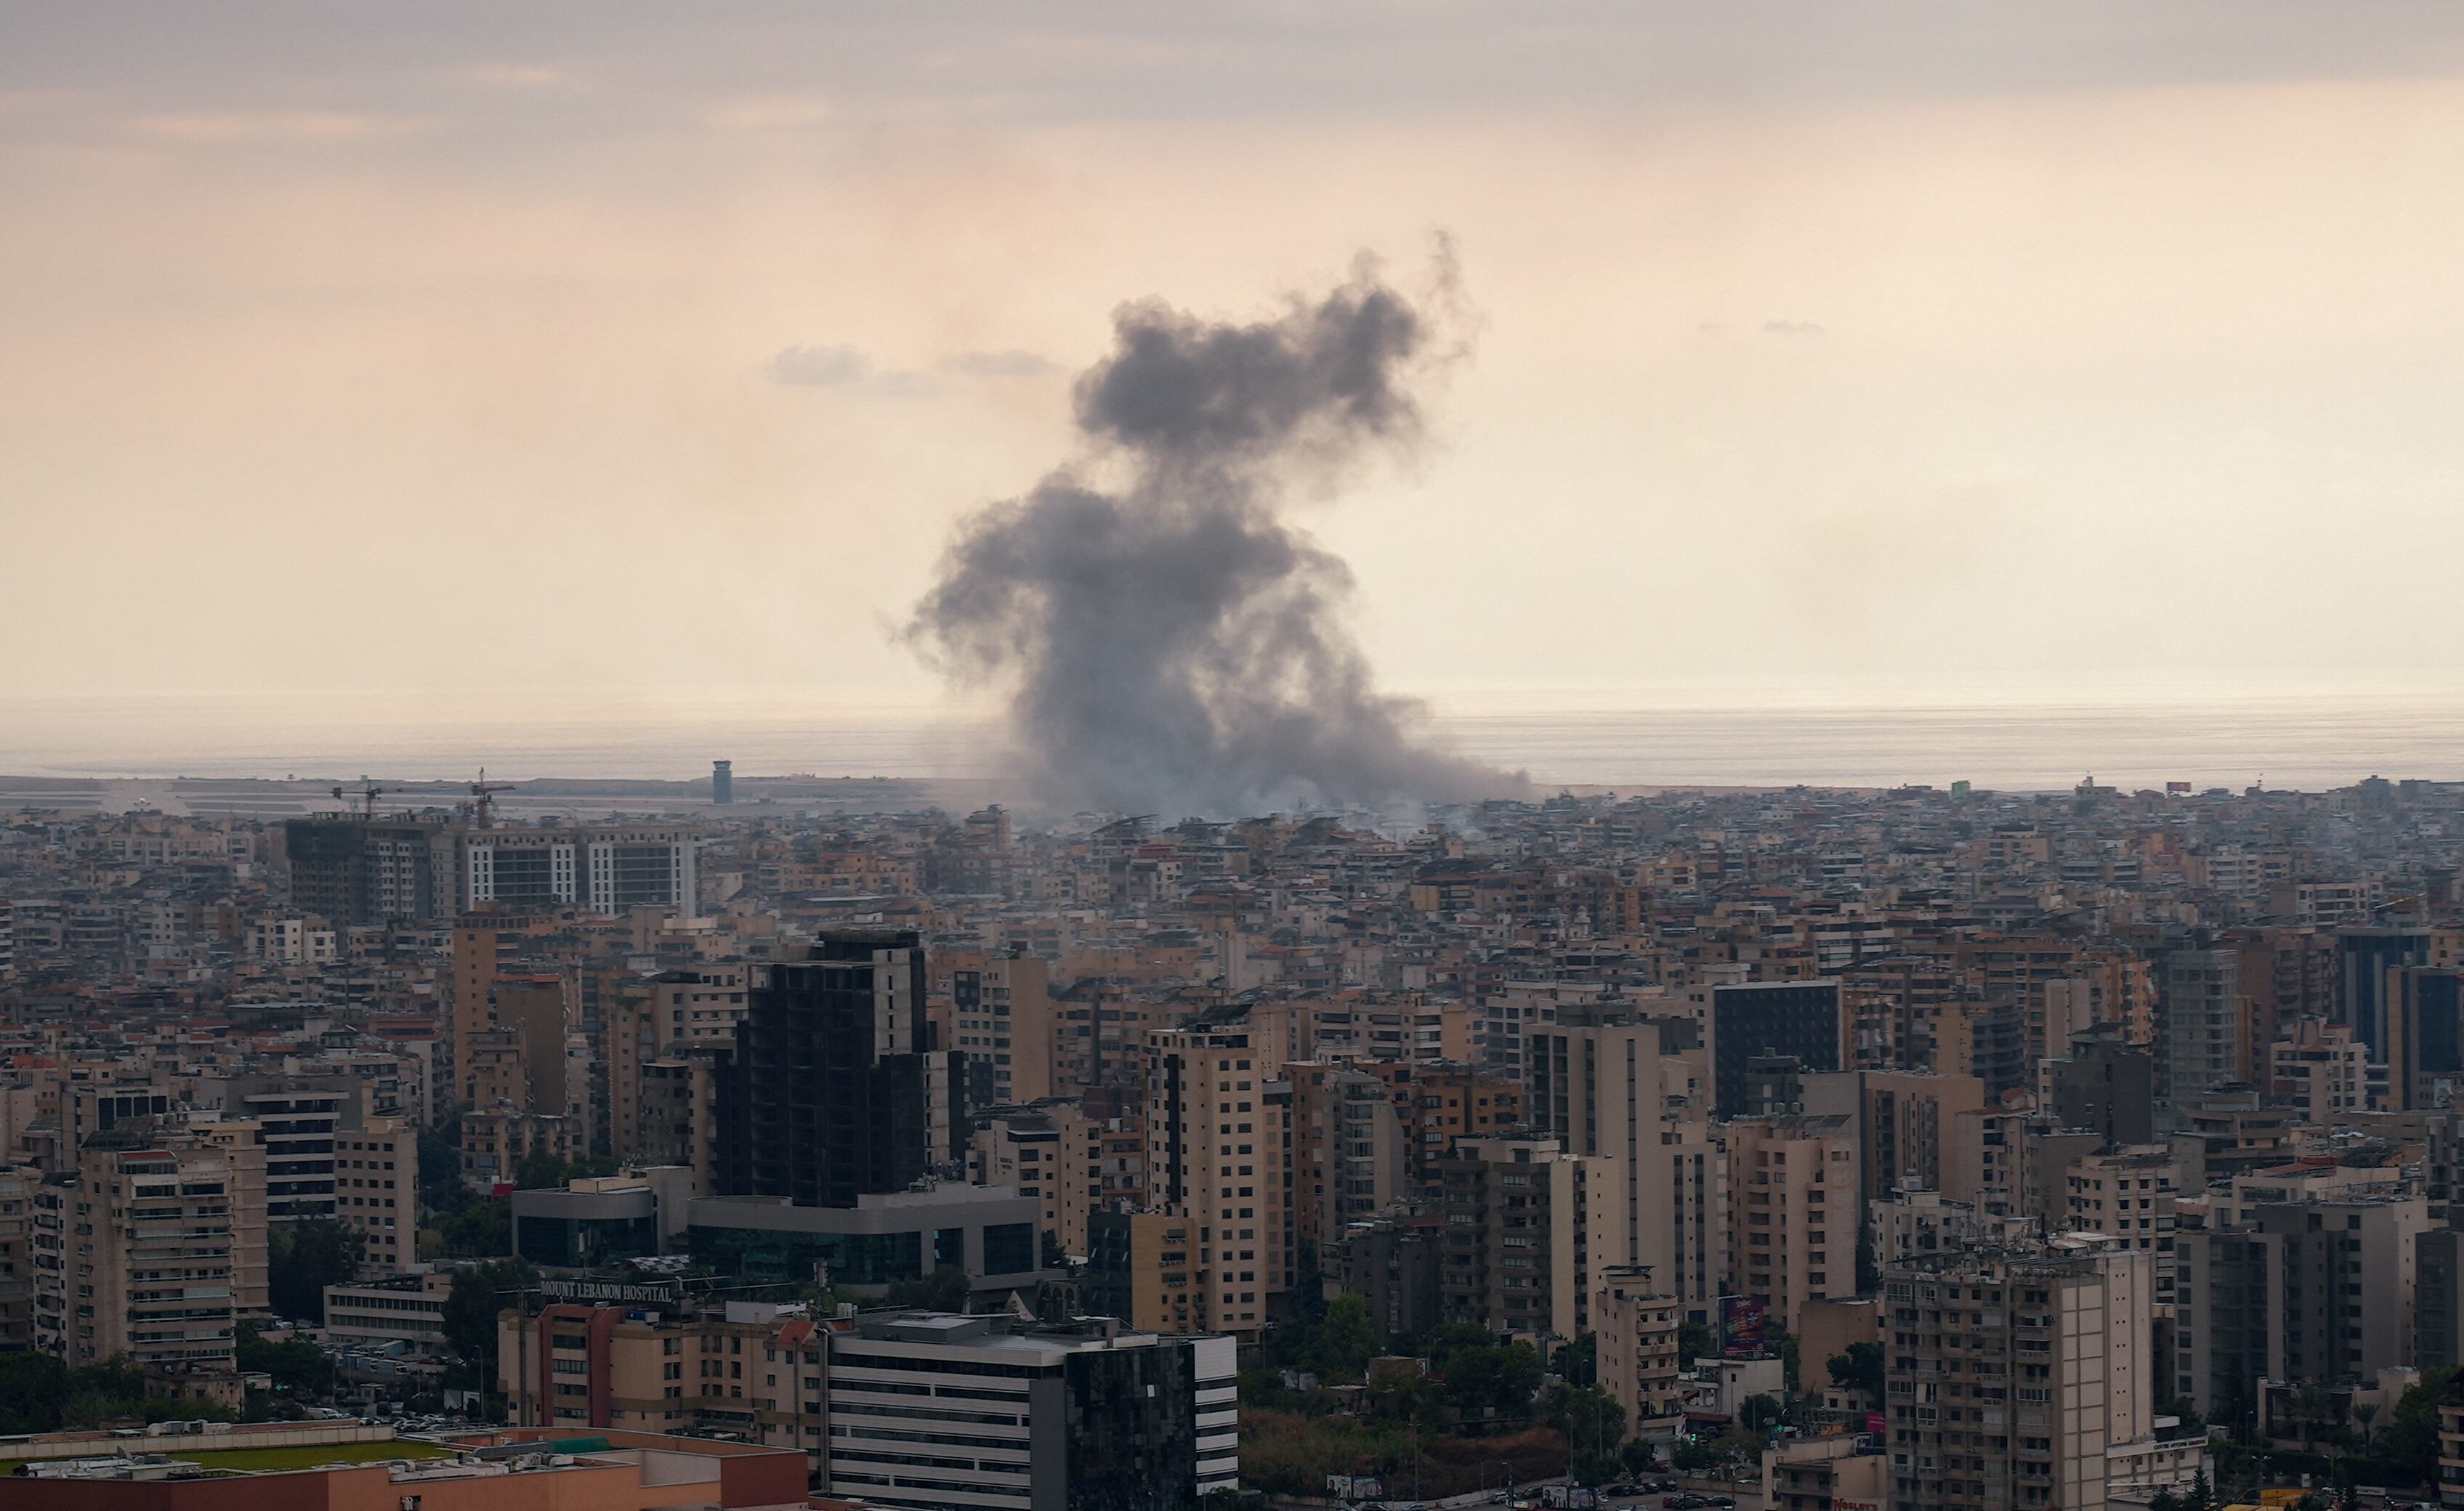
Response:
1439,1339,1546,1420
437,1197,511,1258
419,1117,469,1215
1313,1294,1376,1382
236,1321,334,1399
514,1146,571,1191
1740,1393,1787,1433
1826,1342,1885,1401
2379,1367,2455,1483
1546,1382,1628,1483
0,1351,68,1433
444,1257,540,1369
1557,1332,1599,1387
267,1218,364,1324
1678,1319,1716,1369
884,1265,972,1313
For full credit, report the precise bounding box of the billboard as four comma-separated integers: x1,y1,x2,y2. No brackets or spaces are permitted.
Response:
1719,1295,1766,1356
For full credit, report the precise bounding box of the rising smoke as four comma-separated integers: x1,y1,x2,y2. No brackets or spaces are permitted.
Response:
906,252,1529,819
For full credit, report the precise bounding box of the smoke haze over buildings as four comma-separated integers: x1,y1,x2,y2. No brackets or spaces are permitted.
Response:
907,254,1528,818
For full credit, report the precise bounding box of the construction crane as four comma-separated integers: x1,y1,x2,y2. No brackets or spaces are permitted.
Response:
469,769,515,828
331,781,388,818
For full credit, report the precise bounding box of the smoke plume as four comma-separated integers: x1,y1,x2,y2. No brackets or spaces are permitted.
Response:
906,253,1527,819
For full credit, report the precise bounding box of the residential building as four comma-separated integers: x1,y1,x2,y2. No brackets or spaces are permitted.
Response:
1144,1018,1295,1337
1594,1265,1684,1437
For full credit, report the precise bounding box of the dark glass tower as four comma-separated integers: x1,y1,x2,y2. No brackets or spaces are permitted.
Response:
718,929,933,1207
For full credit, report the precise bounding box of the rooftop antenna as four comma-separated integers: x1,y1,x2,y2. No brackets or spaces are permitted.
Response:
470,768,515,828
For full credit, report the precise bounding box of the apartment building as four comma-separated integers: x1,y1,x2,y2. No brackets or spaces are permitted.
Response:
32,1133,245,1393
1144,1020,1295,1337
2172,1186,2427,1420
1726,1115,1859,1333
1084,1209,1198,1334
1435,1134,1625,1342
1883,1242,2157,1511
1288,1061,1407,1245
1594,1265,1684,1435
938,949,1057,1106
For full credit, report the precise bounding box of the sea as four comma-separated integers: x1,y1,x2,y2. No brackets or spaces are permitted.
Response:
3,691,2460,794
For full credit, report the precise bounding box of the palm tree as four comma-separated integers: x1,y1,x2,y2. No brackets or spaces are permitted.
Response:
2351,1401,2378,1456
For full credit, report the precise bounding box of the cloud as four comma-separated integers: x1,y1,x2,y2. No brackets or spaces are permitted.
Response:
940,349,1059,378
124,110,431,144
765,344,871,386
764,344,938,396
458,62,586,94
1762,319,1827,336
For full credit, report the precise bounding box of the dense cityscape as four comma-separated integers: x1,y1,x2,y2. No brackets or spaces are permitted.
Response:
3,769,2464,1510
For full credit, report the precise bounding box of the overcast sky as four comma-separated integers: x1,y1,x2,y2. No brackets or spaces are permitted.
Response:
9,2,2464,720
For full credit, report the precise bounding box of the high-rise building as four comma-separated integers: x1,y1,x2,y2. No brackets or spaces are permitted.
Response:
2044,1022,2155,1146
2337,926,2444,1057
1712,981,1844,1118
711,759,733,805
1803,1069,1985,1215
1724,1115,1859,1333
717,931,942,1210
940,949,1055,1108
2159,948,2247,1107
1524,1007,1723,1323
2173,1183,2427,1421
2390,967,2464,1111
1435,1133,1626,1341
1287,1061,1406,1245
1144,1020,1295,1337
459,822,698,915
281,816,453,925
1883,1241,2157,1511
33,1131,246,1393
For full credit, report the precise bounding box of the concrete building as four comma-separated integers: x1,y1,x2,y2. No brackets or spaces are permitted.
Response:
1725,1115,1859,1333
2271,1019,2380,1120
823,1312,1237,1511
1594,1265,1684,1438
1522,1008,1722,1324
31,1132,245,1394
2173,1185,2428,1422
459,822,697,917
1870,1188,2038,1269
1144,1018,1295,1337
2045,1023,2156,1147
940,948,1056,1108
1084,1209,1198,1334
1288,1060,1406,1245
1883,1241,2157,1511
2160,949,2247,1107
1325,1214,1445,1348
1435,1133,1625,1342
2059,1146,2186,1305
323,1271,452,1349
717,931,945,1210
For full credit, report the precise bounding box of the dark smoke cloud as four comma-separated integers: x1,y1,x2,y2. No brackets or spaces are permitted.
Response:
906,253,1527,819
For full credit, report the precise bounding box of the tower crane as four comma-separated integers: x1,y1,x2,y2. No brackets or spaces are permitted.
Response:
331,781,387,818
469,769,516,827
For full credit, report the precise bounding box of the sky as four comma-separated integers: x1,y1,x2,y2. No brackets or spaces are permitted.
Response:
9,1,2464,732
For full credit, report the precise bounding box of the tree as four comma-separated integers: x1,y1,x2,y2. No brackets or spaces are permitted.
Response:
1740,1393,1787,1433
1678,1320,1716,1369
419,1117,469,1215
1826,1342,1885,1402
1313,1294,1376,1382
1439,1339,1546,1420
444,1257,539,1369
1557,1332,1598,1387
267,1218,363,1324
514,1146,571,1191
436,1198,511,1258
1546,1382,1628,1483
885,1265,972,1313
0,1352,68,1434
2379,1367,2455,1483
237,1321,334,1400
